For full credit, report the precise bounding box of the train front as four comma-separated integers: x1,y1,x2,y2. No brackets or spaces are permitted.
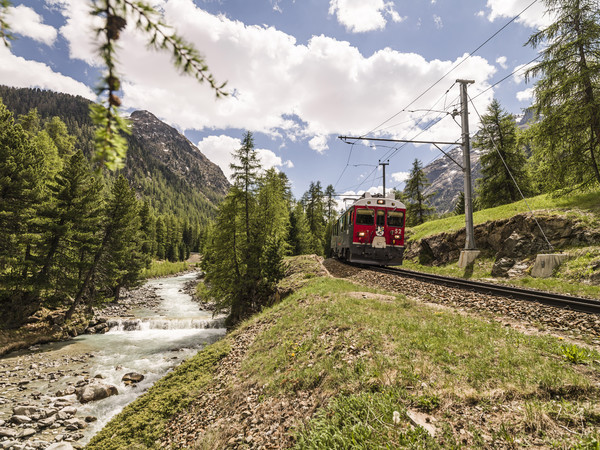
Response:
332,192,406,266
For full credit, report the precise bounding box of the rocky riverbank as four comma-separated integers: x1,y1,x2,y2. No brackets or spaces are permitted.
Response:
0,272,201,450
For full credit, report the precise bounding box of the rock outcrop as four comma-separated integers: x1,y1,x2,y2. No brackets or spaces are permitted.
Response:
405,212,600,274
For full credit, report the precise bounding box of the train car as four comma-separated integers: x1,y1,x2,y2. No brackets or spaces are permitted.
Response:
330,192,406,266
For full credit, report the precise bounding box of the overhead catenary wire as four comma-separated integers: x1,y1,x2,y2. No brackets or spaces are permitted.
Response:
468,94,554,251
335,0,540,195
357,0,539,139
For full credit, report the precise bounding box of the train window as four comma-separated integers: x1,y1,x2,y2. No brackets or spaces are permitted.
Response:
388,210,405,227
355,208,374,225
376,210,385,226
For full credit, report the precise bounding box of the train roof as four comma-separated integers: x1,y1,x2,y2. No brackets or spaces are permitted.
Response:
343,192,406,211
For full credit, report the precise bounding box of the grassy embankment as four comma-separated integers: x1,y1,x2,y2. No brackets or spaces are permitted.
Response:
405,189,600,298
88,256,600,449
140,260,195,278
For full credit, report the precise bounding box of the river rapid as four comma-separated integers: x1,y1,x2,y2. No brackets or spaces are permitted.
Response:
0,272,226,449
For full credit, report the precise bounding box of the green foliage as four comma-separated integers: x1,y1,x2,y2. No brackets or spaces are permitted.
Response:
561,343,589,364
296,390,438,449
86,340,230,449
474,99,531,208
0,0,13,46
453,191,465,215
525,0,600,189
288,201,312,256
403,158,435,226
0,100,180,327
202,133,292,324
302,181,327,254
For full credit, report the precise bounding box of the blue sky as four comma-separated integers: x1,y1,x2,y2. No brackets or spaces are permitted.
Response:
1,0,551,199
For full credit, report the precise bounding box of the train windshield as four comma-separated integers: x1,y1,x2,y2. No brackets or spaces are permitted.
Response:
387,210,405,227
355,208,374,225
376,210,385,226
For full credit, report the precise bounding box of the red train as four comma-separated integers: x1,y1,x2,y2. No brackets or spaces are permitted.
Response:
330,192,406,266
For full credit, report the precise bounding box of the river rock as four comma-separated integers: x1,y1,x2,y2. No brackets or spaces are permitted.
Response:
13,405,38,416
75,383,118,403
57,407,77,420
39,415,57,427
11,415,32,424
46,443,74,450
122,372,144,385
0,428,17,438
56,386,76,397
17,428,36,438
64,418,86,431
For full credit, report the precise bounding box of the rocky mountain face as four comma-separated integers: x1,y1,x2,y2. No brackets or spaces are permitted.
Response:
421,147,482,215
127,110,229,197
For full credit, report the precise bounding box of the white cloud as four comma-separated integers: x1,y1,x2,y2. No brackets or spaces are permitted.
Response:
433,14,443,29
392,171,409,182
0,46,95,99
512,60,537,84
496,56,507,69
196,135,293,180
7,5,57,45
516,87,534,102
485,0,553,29
48,0,496,151
309,135,329,153
329,0,403,33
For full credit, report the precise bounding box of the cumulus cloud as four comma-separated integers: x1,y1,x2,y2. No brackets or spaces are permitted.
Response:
309,135,329,153
496,56,507,69
485,0,553,29
392,171,409,183
7,5,57,45
0,46,95,99
516,87,534,102
47,0,495,152
196,135,293,180
329,0,404,33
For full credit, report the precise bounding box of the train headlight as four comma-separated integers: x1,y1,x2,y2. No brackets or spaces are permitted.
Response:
358,232,365,237
394,235,400,239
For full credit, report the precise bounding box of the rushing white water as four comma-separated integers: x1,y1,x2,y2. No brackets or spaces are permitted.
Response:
71,272,226,444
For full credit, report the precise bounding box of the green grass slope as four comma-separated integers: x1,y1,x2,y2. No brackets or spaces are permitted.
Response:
87,258,600,449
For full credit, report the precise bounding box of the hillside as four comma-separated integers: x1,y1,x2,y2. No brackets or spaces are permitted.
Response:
86,255,600,449
0,85,230,222
403,189,600,296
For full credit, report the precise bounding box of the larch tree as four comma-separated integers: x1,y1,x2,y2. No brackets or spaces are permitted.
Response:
403,159,435,226
473,99,530,208
525,0,600,189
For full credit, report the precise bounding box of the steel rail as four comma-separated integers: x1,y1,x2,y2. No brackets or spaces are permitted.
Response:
362,265,600,315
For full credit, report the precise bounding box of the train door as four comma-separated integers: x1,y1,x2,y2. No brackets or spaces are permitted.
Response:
372,209,386,248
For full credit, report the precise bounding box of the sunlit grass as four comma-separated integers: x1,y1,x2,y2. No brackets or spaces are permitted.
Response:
140,260,191,278
408,189,600,242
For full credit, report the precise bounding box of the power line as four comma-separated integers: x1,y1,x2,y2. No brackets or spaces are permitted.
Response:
358,0,539,139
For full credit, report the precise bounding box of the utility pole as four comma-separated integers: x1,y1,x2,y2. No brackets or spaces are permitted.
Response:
457,79,479,265
379,160,389,197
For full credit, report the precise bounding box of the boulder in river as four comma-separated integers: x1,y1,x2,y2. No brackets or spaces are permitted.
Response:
75,383,118,403
122,372,144,385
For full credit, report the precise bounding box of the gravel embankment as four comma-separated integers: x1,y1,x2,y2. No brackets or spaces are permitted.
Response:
322,259,600,345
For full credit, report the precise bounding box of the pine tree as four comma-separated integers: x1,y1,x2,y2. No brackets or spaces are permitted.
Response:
303,181,326,254
473,99,530,208
287,202,312,255
403,159,435,226
0,102,46,318
525,0,600,188
454,191,465,215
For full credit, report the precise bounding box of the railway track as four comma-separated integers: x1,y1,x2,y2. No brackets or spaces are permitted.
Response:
361,265,600,315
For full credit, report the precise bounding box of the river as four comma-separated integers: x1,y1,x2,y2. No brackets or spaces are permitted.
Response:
0,272,226,448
